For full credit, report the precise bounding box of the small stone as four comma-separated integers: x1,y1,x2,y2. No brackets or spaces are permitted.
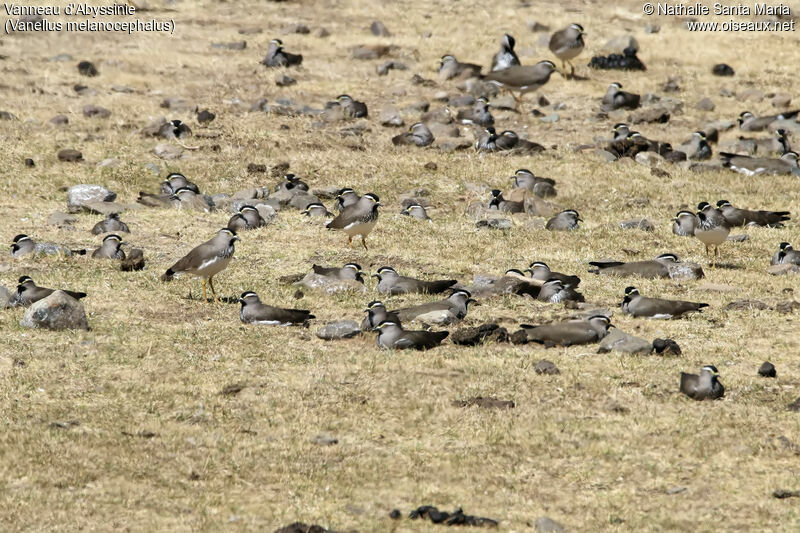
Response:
0,286,13,309
83,105,111,119
634,151,665,166
77,60,98,77
597,329,653,355
376,60,407,75
370,20,391,36
451,323,502,346
311,434,338,446
315,27,330,38
58,149,83,162
719,87,735,97
651,167,670,178
20,291,89,331
534,360,560,375
47,212,78,227
49,53,73,62
725,299,768,311
788,399,800,412
535,516,566,533
424,162,437,171
275,74,296,87
210,40,247,50
644,24,660,33
667,262,704,280
160,98,197,113
773,489,800,498
767,264,800,276
96,158,120,168
352,44,391,60
618,218,655,231
772,93,791,108
247,163,267,174
413,310,458,325
111,85,134,93
527,20,550,32
594,149,618,162
49,114,68,126
433,91,449,101
652,338,681,355
775,300,800,314
476,218,512,230
379,105,404,127
758,361,777,378
197,109,216,123
153,143,184,160
453,397,515,409
695,98,715,111
540,113,559,123
121,249,145,272
727,234,749,242
737,88,764,103
24,158,35,167
629,106,670,124
316,320,361,340
712,63,734,76
389,509,402,520
509,330,530,345
281,23,310,34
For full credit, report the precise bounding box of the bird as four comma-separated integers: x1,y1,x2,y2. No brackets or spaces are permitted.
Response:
495,131,545,153
312,263,365,283
488,189,524,213
680,365,725,400
738,110,799,132
10,234,85,257
91,213,129,235
302,202,333,218
545,209,581,231
482,61,557,104
537,278,584,303
239,205,267,228
438,54,482,80
612,122,631,141
227,213,249,232
278,173,309,192
549,23,586,78
601,82,640,111
771,242,800,265
161,228,239,304
457,96,494,126
672,210,697,236
392,123,434,147
160,119,192,139
526,261,580,287
677,131,712,160
621,287,708,319
400,203,431,221
335,188,360,211
521,315,612,347
490,34,520,71
361,300,402,331
395,289,476,322
261,38,302,67
137,190,180,209
372,266,457,295
715,200,790,227
512,169,557,198
174,187,214,212
238,291,314,325
695,202,730,267
160,172,199,195
474,127,499,151
325,193,381,250
92,234,125,260
719,150,799,175
330,94,368,119
14,275,87,306
609,131,674,159
373,320,449,350
589,253,681,279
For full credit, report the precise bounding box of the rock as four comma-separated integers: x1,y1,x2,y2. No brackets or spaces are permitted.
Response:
618,218,655,231
311,434,338,446
644,24,660,33
0,286,13,309
725,299,768,311
759,361,777,378
83,105,111,118
667,262,704,280
197,109,216,123
160,97,197,112
153,143,184,160
67,184,116,213
476,219,511,230
727,234,749,242
20,291,89,331
695,98,715,111
788,398,800,412
534,360,560,375
370,20,391,36
737,88,764,103
453,396,515,409
540,113,559,123
57,149,83,162
316,320,361,340
773,489,800,498
634,152,666,167
275,523,334,533
352,44,391,60
527,20,550,32
775,300,800,314
77,60,98,76
438,140,472,152
767,264,800,276
597,329,653,355
121,249,145,272
376,60,407,76
211,41,247,50
594,149,618,162
629,106,670,124
413,310,458,325
712,63,734,76
315,27,330,38
379,105,404,127
49,114,68,126
604,35,639,53
281,23,310,34
47,212,78,227
451,323,505,346
652,338,681,355
247,163,267,174
275,74,296,87
772,93,791,108
509,330,530,345
111,85,134,93
535,516,566,533
294,273,366,294
97,158,120,168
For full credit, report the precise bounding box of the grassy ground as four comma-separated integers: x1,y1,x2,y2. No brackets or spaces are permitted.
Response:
1,0,799,530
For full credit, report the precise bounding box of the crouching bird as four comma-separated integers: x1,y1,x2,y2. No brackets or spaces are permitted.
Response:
680,365,724,400
373,320,449,350
238,291,314,325
161,228,239,303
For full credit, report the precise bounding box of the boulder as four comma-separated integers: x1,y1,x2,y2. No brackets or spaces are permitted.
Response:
20,291,89,331
316,320,361,340
597,329,652,354
67,184,116,214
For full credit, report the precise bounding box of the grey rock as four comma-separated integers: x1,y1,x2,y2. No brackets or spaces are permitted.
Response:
527,20,550,32
82,105,111,118
725,299,769,311
727,234,749,242
20,291,89,331
634,152,665,166
737,88,764,102
594,149,618,162
48,211,78,227
597,329,653,355
438,140,472,152
281,23,310,34
376,61,407,76
57,149,83,162
644,24,660,33
211,41,247,50
667,262,704,280
619,218,655,231
49,53,73,62
160,98,197,113
534,360,560,375
535,516,565,533
67,184,116,213
153,143,184,160
379,105,404,127
275,74,296,87
315,27,330,38
352,44,391,60
311,434,338,446
97,158,120,168
288,192,321,210
540,113,559,123
0,286,13,309
695,98,715,111
111,85,135,93
294,273,367,294
370,20,391,36
772,93,791,108
49,114,69,126
476,218,512,230
316,320,361,340
143,163,161,174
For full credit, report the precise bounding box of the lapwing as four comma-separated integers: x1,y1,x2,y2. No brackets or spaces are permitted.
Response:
672,210,697,237
695,202,730,267
92,234,125,260
680,365,725,400
715,200,790,227
392,123,434,147
91,213,130,235
261,38,303,67
589,253,681,279
325,193,381,250
372,266,457,295
15,276,87,306
771,242,800,265
545,209,582,231
238,291,314,325
601,82,640,111
490,34,520,72
312,263,365,282
526,261,580,287
482,61,557,104
621,287,708,319
161,228,239,303
549,23,586,78
438,54,482,80
361,300,402,331
373,320,449,350
521,315,612,347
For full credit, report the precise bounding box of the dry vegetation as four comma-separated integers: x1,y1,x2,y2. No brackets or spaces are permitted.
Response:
1,0,799,530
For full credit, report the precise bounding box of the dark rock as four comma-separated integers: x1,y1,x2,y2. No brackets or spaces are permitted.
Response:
221,382,246,396
24,158,35,167
83,105,111,118
453,396,515,409
315,27,330,38
788,398,800,412
652,338,681,355
20,291,89,331
476,219,511,230
629,106,670,124
773,489,800,499
389,509,402,520
274,523,334,533
57,149,83,162
451,323,503,346
510,330,530,344
0,111,17,120
49,114,69,126
247,163,267,173
695,98,715,111
775,300,800,314
588,47,646,71
411,74,436,87
376,60,407,76
281,23,310,34
197,109,215,123
758,361,777,378
370,20,391,36
121,249,145,271
77,60,98,76
407,506,498,527
316,320,361,340
712,63,734,76
725,299,768,311
534,359,560,375
352,44,391,60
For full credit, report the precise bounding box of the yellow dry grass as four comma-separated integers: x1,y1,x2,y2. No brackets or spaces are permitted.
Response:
1,0,799,530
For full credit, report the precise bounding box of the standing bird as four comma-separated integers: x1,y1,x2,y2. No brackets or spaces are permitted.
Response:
161,228,239,304
715,200,790,227
373,320,449,350
490,34,520,72
680,365,725,400
92,234,126,260
672,210,698,236
549,23,586,78
695,202,730,267
621,287,708,319
771,242,800,265
361,300,402,331
91,213,130,235
392,123,435,147
438,54,482,80
482,61,557,104
601,82,640,111
325,193,381,250
261,38,303,67
238,291,314,325
14,276,87,306
545,209,582,231
372,266,457,295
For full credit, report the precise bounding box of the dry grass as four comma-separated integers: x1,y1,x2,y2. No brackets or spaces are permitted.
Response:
1,0,800,530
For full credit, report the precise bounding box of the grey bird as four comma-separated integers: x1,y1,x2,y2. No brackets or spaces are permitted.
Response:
302,202,333,218
401,203,431,221
161,228,239,304
521,315,612,347
239,291,314,325
14,276,87,306
92,234,126,260
330,94,368,119
174,187,214,212
589,253,681,279
695,202,730,267
438,54,482,80
374,320,449,350
771,242,800,265
482,61,557,103
719,150,799,175
395,289,477,323
680,365,725,400
474,127,499,152
91,213,130,235
512,169,557,198
601,82,640,111
392,122,435,147
277,173,309,192
490,34,520,72
549,23,586,78
227,213,249,232
373,266,457,295
160,172,199,195
526,261,580,287
622,286,708,319
312,263,365,283
261,38,302,67
672,210,697,237
677,131,712,160
137,190,181,209
612,123,631,141
488,189,524,213
239,205,267,228
10,234,85,257
545,209,582,231
457,96,494,127
738,110,799,132
335,188,360,211
361,300,402,331
496,131,545,154
715,200,790,227
325,193,381,250
537,278,584,303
